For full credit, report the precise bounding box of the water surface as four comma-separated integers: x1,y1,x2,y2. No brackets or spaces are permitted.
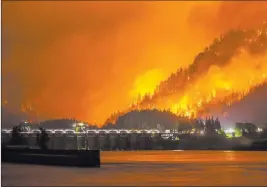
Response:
2,151,267,186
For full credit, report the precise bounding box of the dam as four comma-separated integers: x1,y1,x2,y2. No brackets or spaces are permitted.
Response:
2,124,265,151
1,128,181,150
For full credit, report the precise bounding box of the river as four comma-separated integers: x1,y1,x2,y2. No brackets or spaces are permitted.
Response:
2,151,267,186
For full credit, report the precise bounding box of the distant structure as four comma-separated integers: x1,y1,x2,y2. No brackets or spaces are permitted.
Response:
235,122,258,133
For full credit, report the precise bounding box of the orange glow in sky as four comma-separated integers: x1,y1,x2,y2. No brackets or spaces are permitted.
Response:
2,1,267,125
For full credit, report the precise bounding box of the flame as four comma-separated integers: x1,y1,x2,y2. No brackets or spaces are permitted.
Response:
105,24,267,124
169,51,267,117
130,69,167,100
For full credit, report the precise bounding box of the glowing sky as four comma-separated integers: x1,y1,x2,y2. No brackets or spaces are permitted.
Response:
2,1,267,124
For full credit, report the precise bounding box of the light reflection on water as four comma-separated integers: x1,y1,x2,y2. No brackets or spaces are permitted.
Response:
2,151,267,186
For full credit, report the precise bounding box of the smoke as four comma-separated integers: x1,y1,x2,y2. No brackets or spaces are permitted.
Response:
2,1,267,124
217,83,267,128
188,1,267,36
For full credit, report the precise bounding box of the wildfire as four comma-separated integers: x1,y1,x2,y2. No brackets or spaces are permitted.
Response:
106,23,267,124
130,69,167,101
171,50,267,117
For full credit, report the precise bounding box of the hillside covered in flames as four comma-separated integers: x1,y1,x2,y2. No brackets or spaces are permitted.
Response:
105,24,267,127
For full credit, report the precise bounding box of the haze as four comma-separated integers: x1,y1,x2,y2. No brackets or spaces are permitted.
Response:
2,1,267,124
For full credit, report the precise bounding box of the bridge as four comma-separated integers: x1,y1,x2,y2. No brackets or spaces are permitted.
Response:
1,128,189,150
1,128,198,134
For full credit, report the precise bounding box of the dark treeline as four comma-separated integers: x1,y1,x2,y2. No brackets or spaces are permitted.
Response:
24,110,206,131
103,109,220,132
1,109,219,132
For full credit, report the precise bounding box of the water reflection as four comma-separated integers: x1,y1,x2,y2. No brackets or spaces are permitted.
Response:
2,151,267,186
224,151,236,161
